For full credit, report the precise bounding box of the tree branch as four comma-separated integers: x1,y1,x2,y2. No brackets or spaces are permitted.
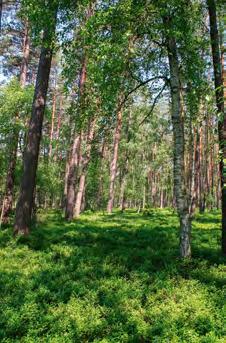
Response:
139,82,168,126
118,75,168,111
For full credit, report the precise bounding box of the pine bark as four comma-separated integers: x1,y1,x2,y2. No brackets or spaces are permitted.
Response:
74,118,96,218
65,57,87,220
107,107,122,213
14,26,55,234
65,134,81,220
1,20,30,225
49,91,56,158
54,95,62,161
207,0,225,253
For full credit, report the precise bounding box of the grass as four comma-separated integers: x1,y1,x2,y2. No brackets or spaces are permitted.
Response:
0,209,225,342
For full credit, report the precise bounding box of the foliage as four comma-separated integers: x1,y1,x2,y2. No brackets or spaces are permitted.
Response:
0,210,225,342
0,79,33,137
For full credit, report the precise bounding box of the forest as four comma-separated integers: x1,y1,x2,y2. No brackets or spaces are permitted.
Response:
0,0,225,341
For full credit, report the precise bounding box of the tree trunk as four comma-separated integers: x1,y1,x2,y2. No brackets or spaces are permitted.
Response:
20,20,30,87
65,57,87,220
107,107,122,213
120,175,127,211
190,127,200,213
65,134,81,220
0,0,2,32
1,20,30,225
74,118,96,218
164,16,191,258
14,25,55,235
97,139,106,209
54,95,62,161
74,173,86,218
1,135,18,225
207,0,225,253
49,91,56,158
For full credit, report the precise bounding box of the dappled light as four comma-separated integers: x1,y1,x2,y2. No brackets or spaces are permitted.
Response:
0,210,225,342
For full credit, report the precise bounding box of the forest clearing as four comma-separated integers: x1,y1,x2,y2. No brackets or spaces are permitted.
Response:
0,0,225,341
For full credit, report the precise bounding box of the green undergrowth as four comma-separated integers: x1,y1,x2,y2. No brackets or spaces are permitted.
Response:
0,209,225,342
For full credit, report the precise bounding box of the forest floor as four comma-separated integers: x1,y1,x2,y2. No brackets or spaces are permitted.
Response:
0,209,225,342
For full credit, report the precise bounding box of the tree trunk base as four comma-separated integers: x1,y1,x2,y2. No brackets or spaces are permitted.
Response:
180,214,191,258
14,225,29,236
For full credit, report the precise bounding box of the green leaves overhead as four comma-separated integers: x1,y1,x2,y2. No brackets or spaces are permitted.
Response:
0,79,33,137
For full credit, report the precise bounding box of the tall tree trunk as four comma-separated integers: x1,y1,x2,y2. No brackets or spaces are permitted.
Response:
107,107,122,213
54,95,62,161
190,127,200,213
96,139,106,209
14,24,55,234
74,118,96,218
120,158,129,212
20,20,30,87
65,134,81,220
66,0,95,207
65,57,87,220
49,90,56,158
1,20,30,225
74,173,86,218
120,173,127,211
0,0,2,33
207,0,225,253
164,16,191,258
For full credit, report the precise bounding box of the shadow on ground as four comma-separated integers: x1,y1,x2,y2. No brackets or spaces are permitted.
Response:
0,210,225,342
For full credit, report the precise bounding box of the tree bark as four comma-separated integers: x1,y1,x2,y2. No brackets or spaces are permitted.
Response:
0,0,2,33
207,0,225,253
54,95,62,161
107,107,122,213
1,20,30,225
164,16,191,257
65,57,87,220
65,134,81,220
49,90,56,158
74,117,96,218
14,25,55,234
20,20,30,87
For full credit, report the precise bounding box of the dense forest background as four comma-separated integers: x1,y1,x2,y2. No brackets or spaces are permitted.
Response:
0,0,225,256
0,0,225,341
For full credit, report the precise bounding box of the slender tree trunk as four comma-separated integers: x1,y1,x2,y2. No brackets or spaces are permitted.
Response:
120,159,129,212
74,173,86,218
207,0,225,253
1,20,30,225
199,126,206,213
74,118,96,218
160,190,164,209
1,135,18,225
20,20,30,87
107,107,122,213
164,16,191,257
54,95,62,161
120,175,127,211
49,91,56,158
97,139,106,209
0,0,2,33
190,128,199,213
65,134,81,220
65,57,87,220
14,24,55,234
65,3,94,217
142,179,147,210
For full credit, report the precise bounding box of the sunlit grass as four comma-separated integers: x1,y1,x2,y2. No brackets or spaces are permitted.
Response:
0,209,225,342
